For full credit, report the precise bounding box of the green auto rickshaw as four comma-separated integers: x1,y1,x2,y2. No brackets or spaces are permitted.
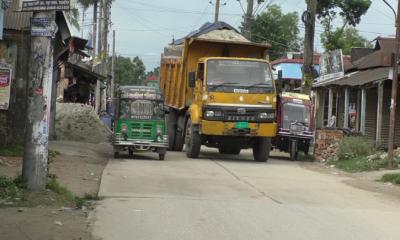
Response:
113,86,168,160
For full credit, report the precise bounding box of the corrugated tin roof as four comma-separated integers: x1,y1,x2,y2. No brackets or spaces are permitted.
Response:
313,67,390,88
4,1,32,30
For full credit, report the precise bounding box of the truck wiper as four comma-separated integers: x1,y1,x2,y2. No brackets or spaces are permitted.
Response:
246,82,273,89
208,82,239,90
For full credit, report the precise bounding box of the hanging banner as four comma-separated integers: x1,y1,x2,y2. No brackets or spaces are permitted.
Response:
0,67,12,110
318,49,344,82
18,0,74,12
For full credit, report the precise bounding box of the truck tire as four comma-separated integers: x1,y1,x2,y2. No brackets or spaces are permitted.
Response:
290,140,298,161
253,137,271,162
167,112,177,151
185,119,201,158
219,147,241,155
174,115,186,151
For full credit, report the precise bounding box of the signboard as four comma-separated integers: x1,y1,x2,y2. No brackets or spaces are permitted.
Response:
0,67,12,110
31,17,52,36
19,0,74,12
120,87,163,100
318,49,344,82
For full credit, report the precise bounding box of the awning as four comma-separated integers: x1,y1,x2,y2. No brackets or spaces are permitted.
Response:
66,62,106,84
313,67,390,88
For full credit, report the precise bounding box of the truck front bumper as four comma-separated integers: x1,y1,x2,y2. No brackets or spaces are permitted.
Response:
201,120,277,137
113,140,168,148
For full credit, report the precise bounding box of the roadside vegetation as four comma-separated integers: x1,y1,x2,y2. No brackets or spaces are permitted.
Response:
328,137,399,172
381,173,400,185
0,145,24,157
0,175,97,208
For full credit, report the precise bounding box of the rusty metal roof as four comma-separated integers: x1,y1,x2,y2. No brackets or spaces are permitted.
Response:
4,1,32,31
313,67,390,88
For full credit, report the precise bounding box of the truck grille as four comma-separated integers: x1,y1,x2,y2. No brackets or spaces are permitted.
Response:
225,114,256,122
130,123,154,138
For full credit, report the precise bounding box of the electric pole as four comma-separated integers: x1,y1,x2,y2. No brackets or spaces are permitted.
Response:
23,11,55,191
95,0,103,114
215,0,221,22
92,0,98,68
111,30,116,99
387,0,400,169
244,0,254,39
302,0,317,95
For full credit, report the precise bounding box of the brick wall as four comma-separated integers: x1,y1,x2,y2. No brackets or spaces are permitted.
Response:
314,129,345,161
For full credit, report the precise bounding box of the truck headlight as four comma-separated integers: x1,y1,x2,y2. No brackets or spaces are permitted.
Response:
205,111,215,117
259,112,275,119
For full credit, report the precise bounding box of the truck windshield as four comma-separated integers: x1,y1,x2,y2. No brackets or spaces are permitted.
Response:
206,60,273,90
282,103,310,129
119,99,164,120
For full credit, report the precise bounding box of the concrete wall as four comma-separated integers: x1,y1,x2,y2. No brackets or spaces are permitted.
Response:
0,30,30,146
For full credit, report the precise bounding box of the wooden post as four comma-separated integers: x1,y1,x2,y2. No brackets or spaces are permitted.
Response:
302,0,317,94
344,87,350,128
23,11,55,191
111,30,116,99
328,88,334,124
387,0,400,168
360,87,367,134
214,0,220,22
376,82,384,147
315,88,325,128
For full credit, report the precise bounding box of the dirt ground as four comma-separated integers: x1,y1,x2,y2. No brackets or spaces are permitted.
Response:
0,141,112,240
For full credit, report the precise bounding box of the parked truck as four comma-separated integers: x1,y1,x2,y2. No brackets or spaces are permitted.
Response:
159,22,277,161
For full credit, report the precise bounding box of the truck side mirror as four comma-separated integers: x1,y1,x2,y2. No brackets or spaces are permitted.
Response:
188,72,196,88
278,70,283,81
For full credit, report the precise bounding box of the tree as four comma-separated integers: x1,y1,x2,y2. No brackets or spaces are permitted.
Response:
249,5,301,60
321,26,373,54
317,0,372,52
115,56,146,86
147,67,160,78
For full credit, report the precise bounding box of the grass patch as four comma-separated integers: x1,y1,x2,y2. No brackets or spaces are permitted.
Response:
297,152,315,162
0,176,25,203
381,173,400,185
0,145,24,157
328,137,393,172
47,178,96,209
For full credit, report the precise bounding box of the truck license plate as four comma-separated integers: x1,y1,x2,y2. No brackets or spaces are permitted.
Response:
235,122,249,129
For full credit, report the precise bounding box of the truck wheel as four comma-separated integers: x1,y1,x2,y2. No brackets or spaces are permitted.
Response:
253,138,271,162
185,119,201,158
159,153,166,160
114,151,119,159
167,113,177,151
219,147,241,155
174,115,186,151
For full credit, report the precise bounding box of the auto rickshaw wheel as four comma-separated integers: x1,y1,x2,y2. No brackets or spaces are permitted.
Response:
290,140,298,161
253,138,271,162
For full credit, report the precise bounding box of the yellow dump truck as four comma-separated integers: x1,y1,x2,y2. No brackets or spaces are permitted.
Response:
160,22,277,161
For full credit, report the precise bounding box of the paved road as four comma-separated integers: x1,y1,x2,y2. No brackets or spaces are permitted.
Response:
91,149,400,240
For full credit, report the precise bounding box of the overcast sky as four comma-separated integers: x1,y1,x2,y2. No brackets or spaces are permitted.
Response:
80,0,398,71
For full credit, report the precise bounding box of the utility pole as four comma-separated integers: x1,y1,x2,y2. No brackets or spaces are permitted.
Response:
244,0,254,39
214,0,221,22
23,11,55,191
95,0,103,114
387,0,400,169
92,0,98,67
101,0,110,112
302,0,318,95
111,30,116,99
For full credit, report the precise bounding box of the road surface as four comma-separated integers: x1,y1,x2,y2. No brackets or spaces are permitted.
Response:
91,149,400,240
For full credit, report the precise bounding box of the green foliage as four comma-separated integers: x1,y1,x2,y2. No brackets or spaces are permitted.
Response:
0,176,25,203
115,56,147,86
47,178,75,202
249,5,301,60
317,0,372,27
337,137,374,160
317,0,372,52
0,145,24,157
331,156,388,172
381,173,400,185
147,67,160,78
321,27,373,54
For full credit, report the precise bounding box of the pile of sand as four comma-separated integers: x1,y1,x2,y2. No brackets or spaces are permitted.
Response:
56,103,111,143
197,29,250,42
